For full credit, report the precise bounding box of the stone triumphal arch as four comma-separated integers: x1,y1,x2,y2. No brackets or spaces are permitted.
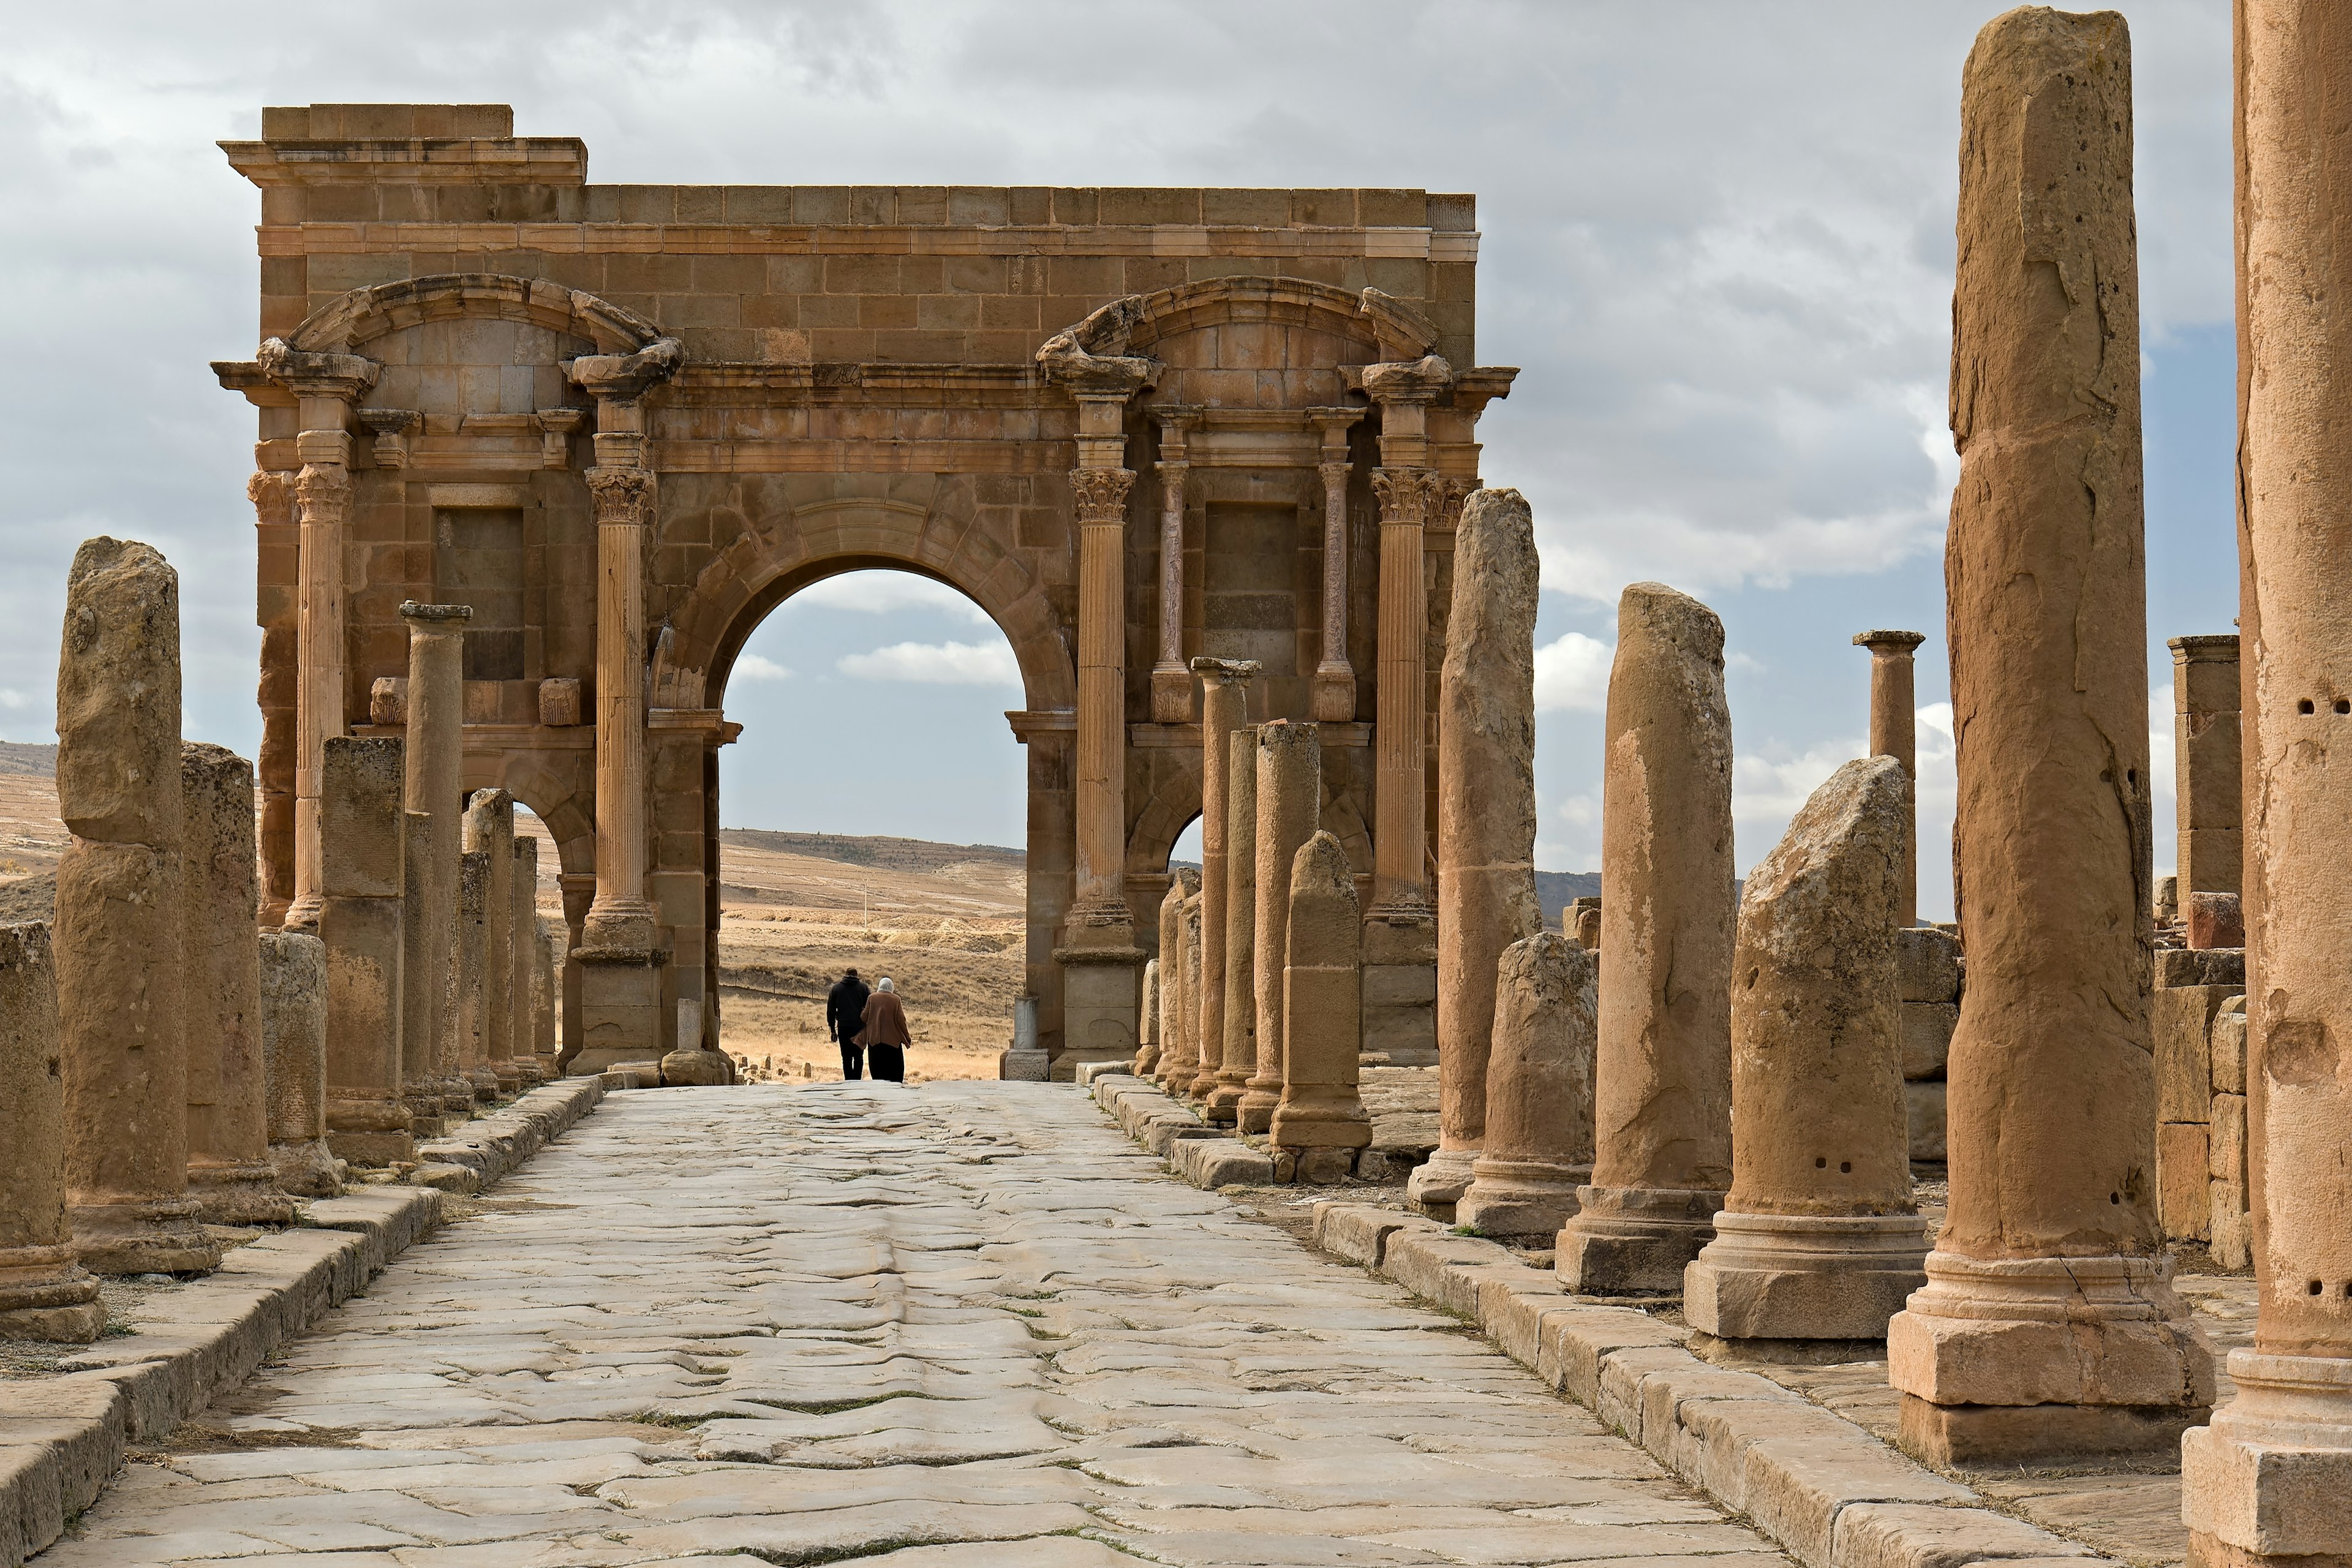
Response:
213,104,1515,1076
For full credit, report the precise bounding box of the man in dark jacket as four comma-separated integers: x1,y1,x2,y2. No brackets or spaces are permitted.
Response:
825,968,871,1079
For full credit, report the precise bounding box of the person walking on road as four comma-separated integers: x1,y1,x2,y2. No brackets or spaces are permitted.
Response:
826,967,871,1080
859,976,912,1084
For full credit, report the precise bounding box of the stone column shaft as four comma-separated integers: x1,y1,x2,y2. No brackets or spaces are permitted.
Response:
1370,467,1434,916
1460,932,1598,1238
260,930,337,1196
1194,658,1259,1115
249,470,299,927
2183,3,2352,1555
1215,736,1259,1118
1855,630,1926,928
0,925,104,1340
513,837,546,1084
399,603,471,1115
2168,634,2243,908
458,849,494,1098
1270,831,1370,1177
1242,720,1321,1134
1072,466,1136,917
320,736,412,1167
585,469,652,943
1311,409,1363,723
1150,442,1192,722
465,791,518,1096
1888,9,2211,1468
1134,957,1161,1075
1153,869,1200,1090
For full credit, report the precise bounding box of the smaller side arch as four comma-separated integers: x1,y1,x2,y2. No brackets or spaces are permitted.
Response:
287,273,664,357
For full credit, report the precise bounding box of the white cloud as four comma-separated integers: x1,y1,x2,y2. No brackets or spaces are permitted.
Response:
0,690,28,711
838,640,1019,686
2149,683,2179,878
1534,631,1611,713
794,571,992,625
733,653,793,682
1733,738,1866,827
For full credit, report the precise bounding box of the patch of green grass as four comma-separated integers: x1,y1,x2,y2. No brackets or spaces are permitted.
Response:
1450,1224,1490,1238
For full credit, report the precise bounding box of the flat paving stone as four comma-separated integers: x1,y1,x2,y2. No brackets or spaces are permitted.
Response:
41,1083,1789,1566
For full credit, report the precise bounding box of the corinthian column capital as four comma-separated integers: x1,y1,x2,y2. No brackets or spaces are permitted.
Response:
1371,466,1437,527
1070,467,1136,524
586,466,656,526
294,462,351,522
247,470,296,526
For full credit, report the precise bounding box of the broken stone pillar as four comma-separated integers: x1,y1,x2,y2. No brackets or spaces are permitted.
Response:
53,537,219,1276
1153,869,1200,1091
1853,630,1926,928
1570,899,1601,953
457,849,495,1099
2168,635,2242,931
511,837,545,1085
1270,832,1370,1180
1134,957,1161,1076
1458,931,1597,1238
1242,720,1321,1135
1888,9,2212,1467
0,924,104,1340
399,601,469,1122
2183,2,2352,1553
259,930,337,1196
463,790,520,1096
1415,486,1542,1211
397,810,441,1139
533,920,560,1068
1193,657,1260,1111
1555,582,1734,1294
1686,757,1928,1341
1001,993,1047,1082
1901,927,1961,1163
181,742,293,1226
1177,891,1204,1095
1211,728,1259,1123
320,736,413,1166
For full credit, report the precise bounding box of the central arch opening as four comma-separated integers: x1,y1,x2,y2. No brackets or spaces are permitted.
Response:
710,568,1029,1087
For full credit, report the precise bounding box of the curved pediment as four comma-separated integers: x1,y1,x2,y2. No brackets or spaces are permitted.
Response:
285,273,665,357
1052,279,1441,365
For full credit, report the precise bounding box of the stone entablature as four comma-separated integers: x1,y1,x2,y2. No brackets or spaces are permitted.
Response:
214,103,1515,1071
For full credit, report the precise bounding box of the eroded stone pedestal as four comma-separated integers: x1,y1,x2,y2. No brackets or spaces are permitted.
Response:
1269,832,1370,1158
0,923,104,1341
2184,1352,2352,1567
1458,931,1594,1238
259,929,339,1197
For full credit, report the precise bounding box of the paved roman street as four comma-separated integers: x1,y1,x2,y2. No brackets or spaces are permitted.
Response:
43,1084,1789,1567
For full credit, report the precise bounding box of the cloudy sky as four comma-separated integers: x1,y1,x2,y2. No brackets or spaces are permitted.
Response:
0,2,2236,913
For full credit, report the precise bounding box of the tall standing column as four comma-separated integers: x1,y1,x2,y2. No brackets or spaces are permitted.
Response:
257,341,378,935
464,790,519,1096
400,603,472,1117
1414,488,1543,1212
249,470,299,927
513,837,545,1084
320,736,412,1167
55,537,218,1276
1311,409,1363,723
1241,720,1321,1134
1555,583,1735,1293
458,850,495,1100
259,930,337,1196
1153,868,1201,1091
1215,733,1259,1120
1853,630,1926,928
2184,3,2352,1555
1888,9,2211,1467
2168,635,2243,919
1193,657,1259,1114
1150,412,1197,723
0,925,104,1340
182,742,293,1226
567,339,682,1072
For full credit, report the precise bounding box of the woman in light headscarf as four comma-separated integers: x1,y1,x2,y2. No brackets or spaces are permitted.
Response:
857,976,911,1084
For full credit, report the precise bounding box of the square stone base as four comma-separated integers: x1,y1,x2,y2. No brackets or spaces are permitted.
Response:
1683,1211,1928,1341
2182,1349,2352,1564
326,1128,417,1168
1555,1185,1720,1295
1899,1392,2206,1466
1057,948,1143,1065
575,947,666,1068
998,1047,1050,1082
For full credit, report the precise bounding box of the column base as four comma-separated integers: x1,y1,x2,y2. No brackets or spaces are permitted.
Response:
492,1061,527,1095
1055,936,1144,1072
187,1158,299,1227
1888,1250,2214,1464
1555,1185,1722,1294
1408,1145,1479,1212
1150,665,1194,723
1684,1210,1928,1341
404,1095,449,1140
1312,665,1356,723
998,1047,1050,1082
576,945,668,1066
69,1196,221,1276
660,1047,733,1085
1459,1155,1591,1238
437,1076,477,1117
0,1244,105,1343
268,1138,344,1198
326,1095,415,1169
1236,1082,1280,1135
466,1066,500,1102
2182,1351,2352,1564
1270,1094,1373,1153
1202,1077,1245,1123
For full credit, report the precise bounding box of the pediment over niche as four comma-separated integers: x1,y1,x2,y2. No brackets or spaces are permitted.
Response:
1050,279,1440,366
285,273,665,358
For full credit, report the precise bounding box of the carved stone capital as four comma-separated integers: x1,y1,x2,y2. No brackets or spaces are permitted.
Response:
586,466,655,528
294,463,351,524
1070,467,1136,524
1361,354,1455,405
247,470,296,527
356,407,420,470
1188,656,1262,687
535,407,587,469
1371,466,1438,527
565,339,685,404
257,338,381,401
1432,474,1474,529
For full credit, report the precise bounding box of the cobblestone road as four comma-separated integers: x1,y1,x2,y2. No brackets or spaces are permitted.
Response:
44,1084,1790,1567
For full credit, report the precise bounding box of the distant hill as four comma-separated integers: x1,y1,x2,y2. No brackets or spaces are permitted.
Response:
0,742,56,777
1536,869,1603,929
718,827,1023,875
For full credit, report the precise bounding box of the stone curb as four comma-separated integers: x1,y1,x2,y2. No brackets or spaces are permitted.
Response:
1305,1202,2113,1568
0,1076,605,1567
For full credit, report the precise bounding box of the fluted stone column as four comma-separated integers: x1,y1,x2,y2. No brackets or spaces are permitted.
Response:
182,742,292,1226
256,341,378,936
1687,757,1927,1341
1150,412,1197,723
1270,832,1370,1179
2183,2,2352,1553
1215,734,1259,1121
1153,869,1200,1091
1194,658,1260,1114
321,736,412,1167
458,849,495,1098
1555,583,1735,1293
1242,720,1321,1134
513,837,546,1085
1854,630,1926,929
1888,9,2211,1467
55,537,218,1276
249,470,299,927
0,924,104,1340
464,790,519,1096
260,930,337,1196
399,603,470,1121
568,339,681,1070
1460,932,1598,1238
1414,488,1542,1211
1311,409,1363,723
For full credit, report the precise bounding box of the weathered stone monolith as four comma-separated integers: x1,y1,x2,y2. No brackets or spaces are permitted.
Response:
1555,582,1734,1293
1572,902,1601,952
1153,869,1200,1090
511,837,545,1085
54,537,219,1275
1194,657,1260,1110
464,790,521,1095
1135,957,1161,1075
533,919,559,1070
457,849,495,1101
2182,1,2352,1552
1888,7,2212,1467
1270,832,1368,1178
1686,757,1928,1341
1853,630,1926,928
1212,732,1259,1123
0,924,105,1340
1414,486,1542,1211
1242,721,1321,1134
321,736,412,1166
2168,634,2242,917
1459,932,1597,1238
397,809,442,1138
260,929,337,1196
182,742,293,1226
1177,891,1204,1095
398,603,469,1126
